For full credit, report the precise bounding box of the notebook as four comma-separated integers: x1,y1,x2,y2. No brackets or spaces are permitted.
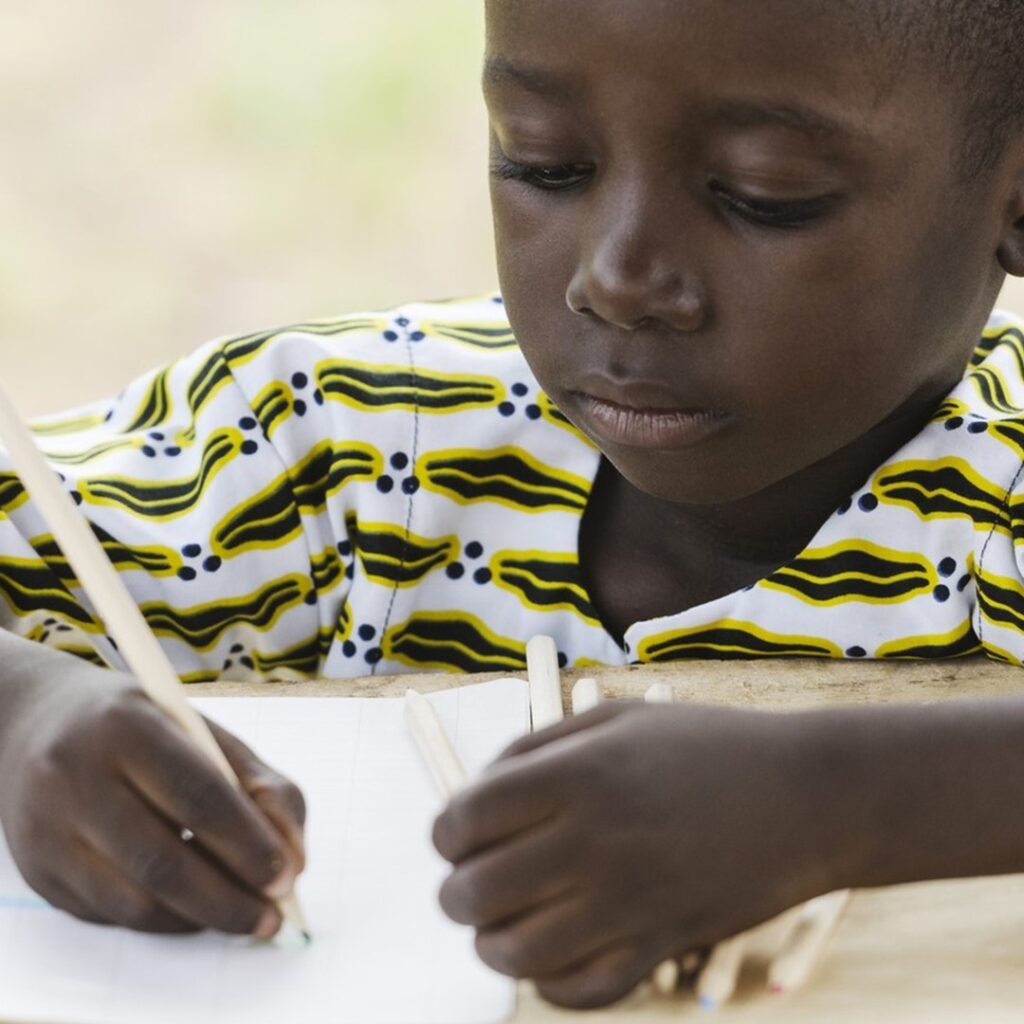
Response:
0,678,528,1024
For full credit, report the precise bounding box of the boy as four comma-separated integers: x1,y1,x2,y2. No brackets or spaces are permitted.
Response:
2,0,1024,1008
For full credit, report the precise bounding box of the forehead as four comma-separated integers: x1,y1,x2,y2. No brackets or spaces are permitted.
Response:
484,0,902,125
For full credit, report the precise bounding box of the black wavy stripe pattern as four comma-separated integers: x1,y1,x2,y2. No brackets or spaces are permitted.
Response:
82,430,239,518
875,465,1008,529
140,575,309,650
493,555,598,620
317,364,500,410
421,452,589,511
642,625,835,661
385,614,526,672
766,549,933,602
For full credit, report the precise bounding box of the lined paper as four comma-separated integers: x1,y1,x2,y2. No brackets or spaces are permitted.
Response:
0,678,528,1024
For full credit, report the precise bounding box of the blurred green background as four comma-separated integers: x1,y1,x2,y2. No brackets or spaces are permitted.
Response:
3,1,494,415
4,2,1024,416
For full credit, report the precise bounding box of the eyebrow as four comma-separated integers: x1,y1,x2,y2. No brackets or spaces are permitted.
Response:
482,55,582,101
709,100,864,140
483,56,867,141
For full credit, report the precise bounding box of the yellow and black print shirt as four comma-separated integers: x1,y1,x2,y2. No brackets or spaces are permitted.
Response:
1,296,1023,682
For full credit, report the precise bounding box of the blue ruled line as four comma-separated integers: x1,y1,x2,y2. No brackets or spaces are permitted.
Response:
0,894,49,910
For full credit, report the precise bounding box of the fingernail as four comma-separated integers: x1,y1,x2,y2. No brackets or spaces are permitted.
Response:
264,864,296,900
254,906,282,940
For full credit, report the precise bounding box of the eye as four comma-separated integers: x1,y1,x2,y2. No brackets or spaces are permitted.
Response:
709,179,837,229
490,154,592,192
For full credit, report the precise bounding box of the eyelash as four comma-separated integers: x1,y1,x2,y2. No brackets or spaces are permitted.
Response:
490,155,835,229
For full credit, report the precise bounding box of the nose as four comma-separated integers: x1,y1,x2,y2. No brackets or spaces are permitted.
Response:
566,185,708,333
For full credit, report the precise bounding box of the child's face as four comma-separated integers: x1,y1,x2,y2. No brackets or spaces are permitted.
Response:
484,0,1010,505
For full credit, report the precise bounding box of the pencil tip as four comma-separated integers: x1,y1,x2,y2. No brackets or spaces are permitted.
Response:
301,930,313,945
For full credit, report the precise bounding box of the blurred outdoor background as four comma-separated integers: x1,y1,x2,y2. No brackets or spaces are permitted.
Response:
3,1,493,415
4,1,1024,416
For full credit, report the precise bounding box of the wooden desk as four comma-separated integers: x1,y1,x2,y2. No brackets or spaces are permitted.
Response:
191,657,1024,1023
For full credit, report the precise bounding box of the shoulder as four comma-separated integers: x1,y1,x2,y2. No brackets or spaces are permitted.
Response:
217,292,527,393
199,293,603,489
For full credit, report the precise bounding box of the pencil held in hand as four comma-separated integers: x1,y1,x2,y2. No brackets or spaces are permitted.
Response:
404,689,467,799
0,381,310,941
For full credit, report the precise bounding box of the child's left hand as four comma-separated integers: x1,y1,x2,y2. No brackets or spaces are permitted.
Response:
432,701,842,1009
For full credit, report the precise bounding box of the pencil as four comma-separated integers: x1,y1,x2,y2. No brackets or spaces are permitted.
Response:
404,689,467,798
643,682,681,996
0,381,311,941
767,889,851,993
570,677,602,714
644,681,676,705
696,932,755,1008
526,635,564,729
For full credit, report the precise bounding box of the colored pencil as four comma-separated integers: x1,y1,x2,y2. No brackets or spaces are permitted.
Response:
526,635,564,729
570,676,602,713
404,689,467,798
767,889,851,993
695,932,749,1008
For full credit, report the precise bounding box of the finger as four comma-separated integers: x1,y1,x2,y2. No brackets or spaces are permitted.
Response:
39,875,110,925
534,943,659,1010
474,893,614,979
435,708,633,862
249,782,307,875
495,701,630,761
209,719,307,873
439,819,576,927
77,782,280,936
61,836,201,934
119,709,293,897
432,755,559,863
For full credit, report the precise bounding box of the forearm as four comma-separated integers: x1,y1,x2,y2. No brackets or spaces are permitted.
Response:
804,696,1024,890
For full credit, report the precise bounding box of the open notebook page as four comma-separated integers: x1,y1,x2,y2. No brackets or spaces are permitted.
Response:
0,678,528,1024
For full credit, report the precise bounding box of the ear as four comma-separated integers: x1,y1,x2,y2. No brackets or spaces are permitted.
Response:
997,148,1024,277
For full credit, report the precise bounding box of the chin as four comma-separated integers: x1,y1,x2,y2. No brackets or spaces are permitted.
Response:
608,455,776,506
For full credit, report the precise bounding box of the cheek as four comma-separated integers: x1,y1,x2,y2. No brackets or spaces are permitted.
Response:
492,190,578,369
720,232,936,428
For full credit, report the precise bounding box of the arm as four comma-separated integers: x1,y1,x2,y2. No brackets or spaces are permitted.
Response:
0,627,305,934
808,696,1024,888
431,697,1024,1009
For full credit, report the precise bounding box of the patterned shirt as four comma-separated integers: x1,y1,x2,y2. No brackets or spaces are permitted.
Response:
1,294,1024,682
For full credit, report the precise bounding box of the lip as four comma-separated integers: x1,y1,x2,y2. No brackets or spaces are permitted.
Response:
574,392,731,450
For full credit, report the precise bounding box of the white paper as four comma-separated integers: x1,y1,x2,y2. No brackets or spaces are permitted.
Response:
0,679,528,1024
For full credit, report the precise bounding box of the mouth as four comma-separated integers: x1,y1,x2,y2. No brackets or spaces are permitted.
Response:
571,391,732,450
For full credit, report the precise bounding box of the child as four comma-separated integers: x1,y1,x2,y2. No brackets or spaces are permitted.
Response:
2,0,1024,1007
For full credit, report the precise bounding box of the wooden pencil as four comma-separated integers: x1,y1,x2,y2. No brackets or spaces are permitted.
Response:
570,677,602,714
526,635,564,729
767,889,851,993
404,689,467,798
644,681,676,705
695,932,749,1008
0,381,311,940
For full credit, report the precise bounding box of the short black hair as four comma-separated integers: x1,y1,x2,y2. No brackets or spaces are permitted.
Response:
858,1,1024,177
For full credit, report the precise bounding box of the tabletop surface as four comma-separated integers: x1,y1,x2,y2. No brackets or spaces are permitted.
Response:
188,656,1024,1022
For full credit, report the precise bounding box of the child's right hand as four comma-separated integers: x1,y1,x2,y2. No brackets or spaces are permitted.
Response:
0,661,306,937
